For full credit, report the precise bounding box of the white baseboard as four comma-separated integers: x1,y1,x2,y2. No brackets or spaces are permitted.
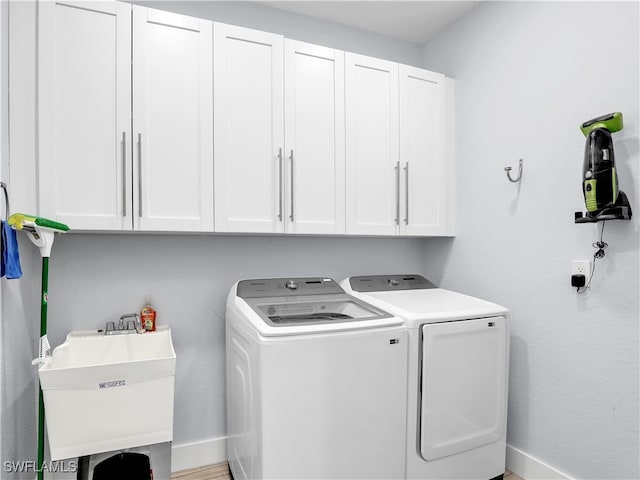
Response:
506,445,573,480
171,437,227,473
172,440,573,479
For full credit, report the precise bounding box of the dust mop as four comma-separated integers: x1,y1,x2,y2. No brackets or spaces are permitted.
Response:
8,213,69,480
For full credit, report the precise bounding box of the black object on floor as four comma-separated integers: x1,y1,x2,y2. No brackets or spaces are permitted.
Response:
92,453,152,480
76,456,90,480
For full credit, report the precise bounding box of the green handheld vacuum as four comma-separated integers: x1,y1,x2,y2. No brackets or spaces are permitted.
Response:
8,213,69,480
575,112,632,223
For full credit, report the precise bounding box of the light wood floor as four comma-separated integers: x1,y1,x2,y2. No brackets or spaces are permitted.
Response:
172,462,231,480
172,463,524,480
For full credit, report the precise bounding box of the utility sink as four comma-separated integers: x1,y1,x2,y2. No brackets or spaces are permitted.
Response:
39,326,176,461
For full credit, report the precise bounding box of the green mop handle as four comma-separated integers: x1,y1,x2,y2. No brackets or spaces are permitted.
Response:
7,214,68,480
37,257,48,480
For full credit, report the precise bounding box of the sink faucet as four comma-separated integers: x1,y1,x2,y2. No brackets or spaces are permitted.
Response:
105,313,144,335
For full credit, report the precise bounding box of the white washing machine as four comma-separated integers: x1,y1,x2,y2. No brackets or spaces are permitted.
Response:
342,274,510,480
225,277,409,480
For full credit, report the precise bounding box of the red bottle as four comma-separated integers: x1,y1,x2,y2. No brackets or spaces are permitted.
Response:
140,295,157,332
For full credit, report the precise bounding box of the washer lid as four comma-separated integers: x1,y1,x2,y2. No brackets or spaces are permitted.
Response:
245,296,392,328
342,277,507,325
234,277,403,335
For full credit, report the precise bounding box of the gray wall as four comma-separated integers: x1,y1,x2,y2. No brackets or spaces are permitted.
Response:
1,0,426,473
421,2,639,478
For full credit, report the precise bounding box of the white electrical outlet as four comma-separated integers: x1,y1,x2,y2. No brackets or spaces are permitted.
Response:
571,260,592,287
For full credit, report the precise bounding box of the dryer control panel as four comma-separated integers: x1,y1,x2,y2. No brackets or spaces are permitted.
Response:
237,277,345,298
349,274,437,292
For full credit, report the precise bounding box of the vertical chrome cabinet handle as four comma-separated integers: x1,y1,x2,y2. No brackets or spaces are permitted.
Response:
289,150,294,222
404,163,409,225
121,132,127,217
137,133,142,218
394,162,400,225
277,148,283,221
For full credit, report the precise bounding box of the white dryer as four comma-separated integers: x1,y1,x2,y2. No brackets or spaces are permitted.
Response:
342,274,510,480
226,277,408,480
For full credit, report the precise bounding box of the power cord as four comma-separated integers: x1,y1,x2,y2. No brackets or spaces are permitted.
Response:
577,220,607,293
593,220,608,259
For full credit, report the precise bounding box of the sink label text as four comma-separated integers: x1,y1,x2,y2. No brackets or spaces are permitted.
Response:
99,379,126,389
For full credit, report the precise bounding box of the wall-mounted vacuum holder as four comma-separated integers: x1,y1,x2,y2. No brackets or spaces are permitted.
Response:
575,112,632,223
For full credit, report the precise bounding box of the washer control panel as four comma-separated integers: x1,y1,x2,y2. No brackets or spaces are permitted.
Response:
238,277,344,298
349,274,437,292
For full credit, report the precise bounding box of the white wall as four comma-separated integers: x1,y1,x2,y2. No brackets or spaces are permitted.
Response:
7,1,637,476
2,2,38,472
0,0,7,173
131,0,424,67
421,2,639,479
3,233,427,472
0,0,9,464
1,0,426,471
49,234,425,443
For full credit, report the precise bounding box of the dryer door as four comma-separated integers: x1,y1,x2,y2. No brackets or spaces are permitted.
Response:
420,316,507,461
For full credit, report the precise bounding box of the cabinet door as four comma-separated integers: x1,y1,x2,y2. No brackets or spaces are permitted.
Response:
132,7,213,232
214,23,285,233
38,1,132,230
345,53,399,236
284,41,345,235
399,65,450,236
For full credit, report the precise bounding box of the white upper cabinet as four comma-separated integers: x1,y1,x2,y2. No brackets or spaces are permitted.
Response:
38,2,213,232
214,28,346,235
399,65,452,236
213,23,285,233
38,1,132,230
133,6,213,232
33,2,453,236
345,53,400,235
284,40,345,235
345,54,453,237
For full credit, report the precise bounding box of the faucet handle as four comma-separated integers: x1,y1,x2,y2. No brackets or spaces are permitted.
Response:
119,313,144,334
106,321,115,332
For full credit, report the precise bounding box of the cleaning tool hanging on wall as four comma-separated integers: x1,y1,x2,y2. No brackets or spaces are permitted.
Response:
572,112,632,293
575,112,632,223
8,213,69,480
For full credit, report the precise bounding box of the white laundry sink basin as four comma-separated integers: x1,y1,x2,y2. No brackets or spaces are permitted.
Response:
39,326,176,460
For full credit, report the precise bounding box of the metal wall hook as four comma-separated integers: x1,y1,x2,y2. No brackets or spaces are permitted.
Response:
504,158,523,183
0,182,9,220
